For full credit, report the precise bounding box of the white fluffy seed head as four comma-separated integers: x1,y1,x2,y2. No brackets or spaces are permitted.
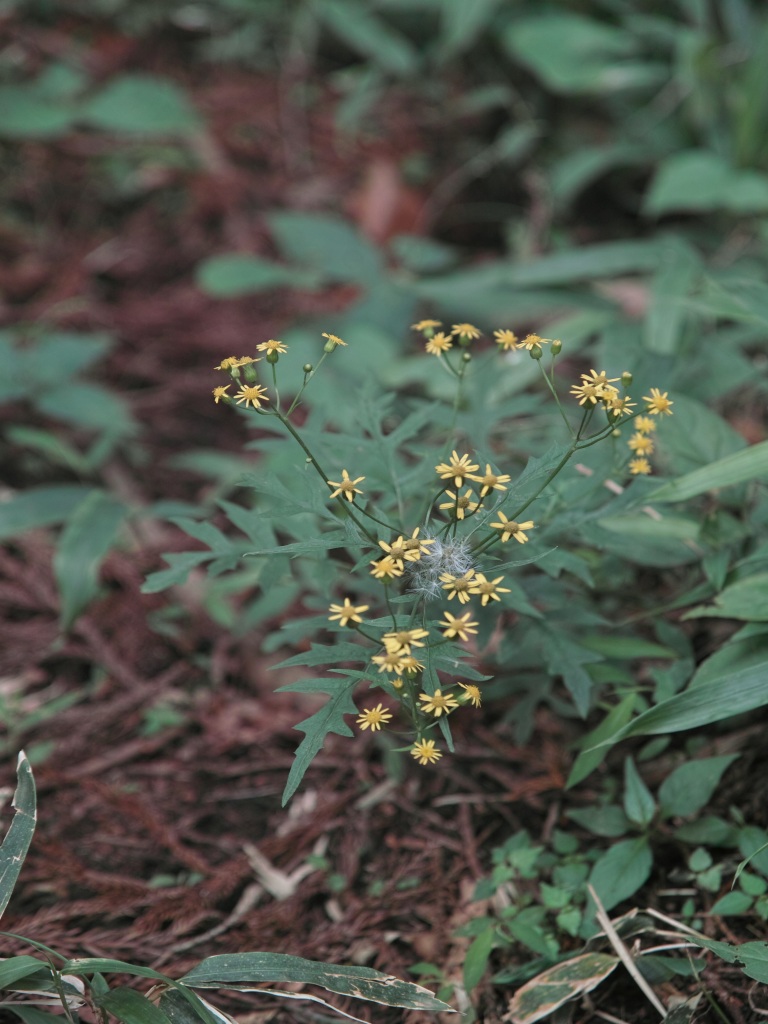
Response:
406,536,475,600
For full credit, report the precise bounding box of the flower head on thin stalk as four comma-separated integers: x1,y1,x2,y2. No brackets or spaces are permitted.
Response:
328,599,369,627
411,739,442,765
327,469,365,502
357,704,392,731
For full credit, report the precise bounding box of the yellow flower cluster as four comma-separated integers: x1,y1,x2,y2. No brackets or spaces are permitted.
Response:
626,390,673,475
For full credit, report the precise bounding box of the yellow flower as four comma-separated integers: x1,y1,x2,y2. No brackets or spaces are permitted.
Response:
328,598,369,627
418,688,459,716
469,572,510,606
439,611,478,642
411,319,442,332
642,388,674,415
378,535,408,567
629,457,652,475
214,356,261,370
234,384,269,408
570,381,603,406
458,683,482,707
370,555,403,581
371,650,406,674
582,368,621,389
411,739,441,765
399,654,425,674
451,322,481,340
435,450,480,488
357,704,393,731
322,332,347,348
570,369,620,406
403,528,436,559
605,395,636,418
327,469,365,501
425,332,453,356
628,433,655,455
212,385,231,403
490,512,534,544
493,329,518,351
439,488,483,520
469,464,511,497
392,677,404,690
634,416,657,434
440,569,476,604
257,340,288,355
382,628,430,655
519,333,548,351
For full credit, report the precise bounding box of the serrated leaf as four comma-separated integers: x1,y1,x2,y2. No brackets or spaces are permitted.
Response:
506,953,619,1024
280,682,358,805
141,551,213,593
180,953,450,1011
53,490,126,630
0,752,37,921
0,485,93,541
244,532,352,558
658,755,739,818
688,936,768,983
275,642,369,670
541,630,602,717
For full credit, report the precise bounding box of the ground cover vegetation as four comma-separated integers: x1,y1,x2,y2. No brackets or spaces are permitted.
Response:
1,0,768,1020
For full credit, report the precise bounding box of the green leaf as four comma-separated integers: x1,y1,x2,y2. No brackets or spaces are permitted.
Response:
0,81,77,138
623,758,656,828
567,805,630,838
0,752,37,921
567,694,638,787
463,927,495,993
315,0,420,76
5,1008,65,1024
0,955,48,988
0,485,93,541
541,630,602,717
584,512,701,567
36,383,135,435
644,238,701,355
504,239,665,287
688,936,768,984
506,953,619,1024
685,573,768,622
587,837,653,913
96,988,173,1024
267,211,384,287
81,74,201,135
437,0,503,59
710,892,753,916
650,439,768,503
53,490,127,631
195,255,311,297
275,643,368,670
180,953,450,1011
279,681,358,805
644,150,768,215
658,755,739,819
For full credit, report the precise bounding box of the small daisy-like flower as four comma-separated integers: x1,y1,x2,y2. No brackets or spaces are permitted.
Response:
469,464,511,497
469,572,511,606
439,489,483,521
519,333,548,351
435,451,480,488
392,677,404,690
212,384,231,403
399,654,425,675
494,329,518,351
403,528,436,559
439,611,479,642
583,368,621,389
372,650,406,674
458,683,482,707
440,569,476,604
370,556,404,581
628,433,655,455
322,332,347,348
411,319,442,333
570,381,603,406
379,535,408,567
235,384,269,408
327,469,365,502
382,628,430,655
490,513,534,544
411,739,442,765
634,416,657,434
257,340,288,355
419,688,460,717
357,704,393,731
605,395,636,418
215,356,260,370
328,598,369,627
425,332,453,356
643,388,674,415
629,457,652,475
451,322,481,340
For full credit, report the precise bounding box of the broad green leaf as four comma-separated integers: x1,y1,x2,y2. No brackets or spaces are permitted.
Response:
567,805,630,838
315,0,420,76
710,892,753,915
5,1008,65,1024
279,681,358,805
658,755,739,818
689,936,768,984
645,150,768,215
0,75,78,138
587,836,653,913
504,239,664,287
0,752,36,921
684,573,768,621
437,0,503,59
644,238,701,355
541,631,602,717
0,955,48,988
623,758,656,828
506,953,618,1024
567,694,638,787
649,439,768,502
584,512,701,567
275,642,368,670
96,988,173,1024
660,396,746,478
180,953,450,1011
81,74,202,135
53,490,127,631
195,255,313,297
463,927,495,993
267,211,384,287
0,485,93,541
578,636,676,660
36,383,135,435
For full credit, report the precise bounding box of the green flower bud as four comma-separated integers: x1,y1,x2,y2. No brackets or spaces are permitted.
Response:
530,344,543,360
243,363,259,383
323,340,335,354
266,350,280,364
611,428,621,438
462,352,472,363
621,371,633,386
303,363,314,374
551,339,562,356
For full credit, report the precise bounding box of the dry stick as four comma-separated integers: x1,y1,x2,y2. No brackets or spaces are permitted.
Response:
587,885,667,1019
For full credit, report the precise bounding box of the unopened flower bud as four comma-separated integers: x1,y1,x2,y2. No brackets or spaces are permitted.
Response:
303,363,314,374
551,339,562,356
611,428,621,438
462,352,472,363
621,371,633,386
530,344,543,360
266,350,280,364
243,363,259,383
323,340,335,354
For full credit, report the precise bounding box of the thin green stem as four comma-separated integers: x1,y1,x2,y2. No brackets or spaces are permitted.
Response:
537,361,574,437
270,361,281,410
